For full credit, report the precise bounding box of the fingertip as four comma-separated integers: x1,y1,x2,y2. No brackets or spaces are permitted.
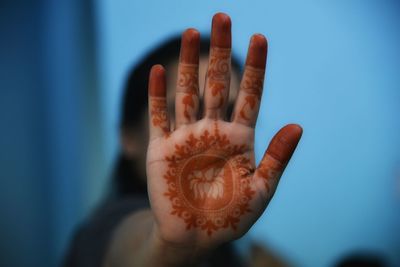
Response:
266,123,303,164
150,64,166,81
251,34,268,48
182,28,200,44
211,12,231,48
213,12,231,26
180,28,200,64
282,123,303,139
149,64,166,97
246,34,268,68
151,64,165,73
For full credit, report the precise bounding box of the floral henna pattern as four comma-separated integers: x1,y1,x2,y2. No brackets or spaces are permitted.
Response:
210,82,226,108
257,154,283,194
208,48,230,80
239,96,257,121
177,64,198,120
150,97,169,133
207,48,230,109
163,123,255,236
239,67,265,121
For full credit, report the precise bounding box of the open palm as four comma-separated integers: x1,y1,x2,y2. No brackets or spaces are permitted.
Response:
146,13,302,249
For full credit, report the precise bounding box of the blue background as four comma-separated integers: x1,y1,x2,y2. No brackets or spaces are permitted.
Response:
0,0,399,266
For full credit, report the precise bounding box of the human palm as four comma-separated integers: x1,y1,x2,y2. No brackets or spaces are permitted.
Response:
146,13,302,249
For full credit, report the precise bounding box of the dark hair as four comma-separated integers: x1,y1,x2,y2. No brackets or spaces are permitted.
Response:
335,253,387,267
114,34,243,196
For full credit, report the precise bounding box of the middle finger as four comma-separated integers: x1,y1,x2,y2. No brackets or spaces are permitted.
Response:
203,13,232,120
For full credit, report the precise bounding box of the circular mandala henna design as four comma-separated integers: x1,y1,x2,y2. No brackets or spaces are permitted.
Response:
163,123,255,236
182,155,232,209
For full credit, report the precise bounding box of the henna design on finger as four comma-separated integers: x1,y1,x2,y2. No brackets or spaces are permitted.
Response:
163,122,255,236
207,48,230,109
177,64,198,120
150,97,169,134
208,48,230,80
257,154,283,194
239,95,257,121
238,66,265,121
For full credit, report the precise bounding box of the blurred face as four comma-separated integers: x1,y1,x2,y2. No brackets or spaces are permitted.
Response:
121,55,241,182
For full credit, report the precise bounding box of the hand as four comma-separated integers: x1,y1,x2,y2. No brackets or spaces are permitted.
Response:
146,13,302,253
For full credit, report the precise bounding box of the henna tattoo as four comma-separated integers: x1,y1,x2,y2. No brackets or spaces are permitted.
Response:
208,48,230,80
150,97,169,133
207,48,230,109
163,123,255,236
238,67,265,121
178,64,198,94
258,154,283,194
177,64,198,120
239,95,257,121
210,82,225,108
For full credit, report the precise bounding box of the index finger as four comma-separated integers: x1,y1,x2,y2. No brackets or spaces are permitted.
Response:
232,34,268,127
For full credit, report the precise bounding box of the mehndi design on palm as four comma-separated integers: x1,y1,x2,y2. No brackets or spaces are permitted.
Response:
146,13,302,246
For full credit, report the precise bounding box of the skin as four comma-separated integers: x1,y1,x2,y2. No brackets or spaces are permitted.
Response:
105,13,302,267
120,48,240,185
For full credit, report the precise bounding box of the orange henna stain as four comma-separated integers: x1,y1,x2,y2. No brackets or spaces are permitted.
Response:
180,28,200,64
210,82,225,108
258,124,303,193
150,98,169,134
266,124,303,165
182,95,194,120
207,48,230,109
163,123,255,236
245,34,267,69
208,48,230,80
211,13,231,49
178,64,198,120
238,67,265,121
239,95,257,121
149,65,166,97
257,155,283,194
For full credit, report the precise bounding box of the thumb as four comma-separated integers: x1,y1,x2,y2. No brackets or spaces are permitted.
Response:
254,124,303,199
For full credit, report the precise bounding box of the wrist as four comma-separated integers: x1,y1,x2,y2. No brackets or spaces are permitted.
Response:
148,224,208,267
